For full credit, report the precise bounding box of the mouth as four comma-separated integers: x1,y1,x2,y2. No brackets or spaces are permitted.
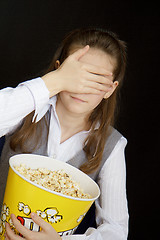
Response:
70,96,86,103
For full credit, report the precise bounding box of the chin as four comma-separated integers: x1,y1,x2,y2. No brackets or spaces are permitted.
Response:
66,104,89,116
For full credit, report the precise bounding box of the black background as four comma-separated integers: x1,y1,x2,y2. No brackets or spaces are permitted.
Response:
0,1,159,239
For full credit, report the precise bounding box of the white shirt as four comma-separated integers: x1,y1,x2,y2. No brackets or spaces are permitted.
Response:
0,77,129,240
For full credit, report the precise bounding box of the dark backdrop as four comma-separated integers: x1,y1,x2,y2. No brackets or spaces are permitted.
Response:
0,1,159,239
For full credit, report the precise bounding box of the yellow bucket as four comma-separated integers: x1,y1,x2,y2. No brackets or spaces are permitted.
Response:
0,154,100,238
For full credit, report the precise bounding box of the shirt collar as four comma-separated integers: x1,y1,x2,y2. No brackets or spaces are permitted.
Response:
33,96,57,123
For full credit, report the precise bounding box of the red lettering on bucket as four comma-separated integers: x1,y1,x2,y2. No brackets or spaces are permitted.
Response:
17,216,40,234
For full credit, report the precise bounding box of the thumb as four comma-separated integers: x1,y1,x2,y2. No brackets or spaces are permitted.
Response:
71,45,89,60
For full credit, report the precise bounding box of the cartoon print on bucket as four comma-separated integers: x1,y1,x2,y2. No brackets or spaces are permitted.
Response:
0,202,87,238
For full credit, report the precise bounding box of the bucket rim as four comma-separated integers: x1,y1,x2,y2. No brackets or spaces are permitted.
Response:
9,154,100,202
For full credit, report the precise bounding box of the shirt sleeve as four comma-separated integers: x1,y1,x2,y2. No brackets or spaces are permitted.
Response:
62,136,129,240
0,77,49,137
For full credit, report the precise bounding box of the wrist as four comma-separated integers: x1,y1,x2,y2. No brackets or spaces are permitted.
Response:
42,70,63,98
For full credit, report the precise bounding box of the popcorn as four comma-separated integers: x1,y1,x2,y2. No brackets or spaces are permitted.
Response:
14,165,92,199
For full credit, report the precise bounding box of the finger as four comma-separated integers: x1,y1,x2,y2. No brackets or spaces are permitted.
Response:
88,81,113,92
86,73,113,86
84,63,113,78
4,234,10,240
30,212,51,232
5,222,24,240
71,45,89,60
4,231,10,240
82,88,102,94
79,85,106,95
10,214,31,239
31,213,61,240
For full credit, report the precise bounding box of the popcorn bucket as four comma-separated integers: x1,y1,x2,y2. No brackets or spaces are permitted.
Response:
0,154,100,239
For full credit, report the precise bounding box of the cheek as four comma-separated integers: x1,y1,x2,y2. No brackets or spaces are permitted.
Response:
92,92,105,102
88,93,105,108
59,91,70,101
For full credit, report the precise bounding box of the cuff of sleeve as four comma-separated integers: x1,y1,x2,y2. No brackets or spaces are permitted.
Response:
20,77,50,122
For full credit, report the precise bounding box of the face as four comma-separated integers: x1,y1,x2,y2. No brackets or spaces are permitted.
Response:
57,47,116,118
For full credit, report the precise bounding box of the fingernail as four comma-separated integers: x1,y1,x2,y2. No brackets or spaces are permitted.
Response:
84,45,89,49
30,212,36,218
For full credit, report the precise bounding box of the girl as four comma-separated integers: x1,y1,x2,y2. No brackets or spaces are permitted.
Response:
0,28,129,240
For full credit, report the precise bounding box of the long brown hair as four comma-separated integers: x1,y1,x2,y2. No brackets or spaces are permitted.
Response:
10,28,127,174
